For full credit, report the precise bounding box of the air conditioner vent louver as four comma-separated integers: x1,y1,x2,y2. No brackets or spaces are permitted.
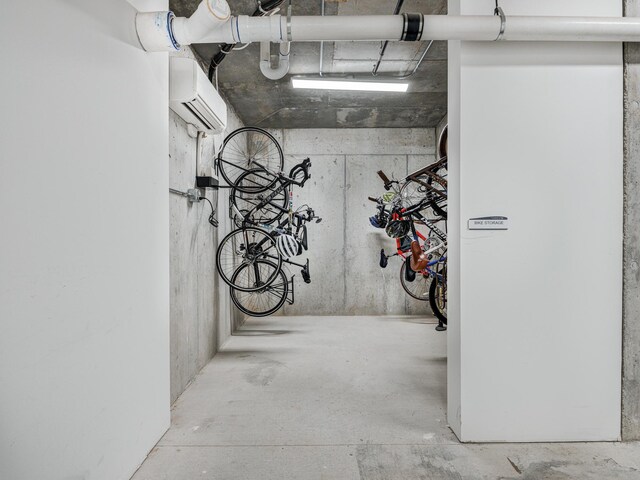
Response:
170,58,227,134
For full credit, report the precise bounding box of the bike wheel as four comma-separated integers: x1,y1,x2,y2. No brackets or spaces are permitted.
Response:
401,162,447,219
231,169,288,226
216,227,282,292
400,260,430,301
217,127,283,191
230,259,288,317
429,268,447,325
429,162,447,219
399,178,427,208
399,176,443,212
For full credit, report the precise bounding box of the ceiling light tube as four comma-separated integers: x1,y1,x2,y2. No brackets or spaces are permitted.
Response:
291,78,408,93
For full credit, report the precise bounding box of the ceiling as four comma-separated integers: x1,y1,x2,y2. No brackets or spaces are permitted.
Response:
170,0,448,129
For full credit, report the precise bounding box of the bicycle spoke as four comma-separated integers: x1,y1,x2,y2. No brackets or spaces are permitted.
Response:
218,128,283,188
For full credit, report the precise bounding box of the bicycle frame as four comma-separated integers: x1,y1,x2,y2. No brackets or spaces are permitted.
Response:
382,206,447,281
232,158,312,227
378,156,447,200
406,156,448,189
231,206,314,289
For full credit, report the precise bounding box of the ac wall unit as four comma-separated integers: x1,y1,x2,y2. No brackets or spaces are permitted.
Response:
169,57,227,134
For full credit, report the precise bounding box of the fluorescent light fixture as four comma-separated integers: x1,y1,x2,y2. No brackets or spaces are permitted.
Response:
291,77,408,93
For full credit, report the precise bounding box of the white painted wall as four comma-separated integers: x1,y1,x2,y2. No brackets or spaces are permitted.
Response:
448,0,623,441
0,1,170,479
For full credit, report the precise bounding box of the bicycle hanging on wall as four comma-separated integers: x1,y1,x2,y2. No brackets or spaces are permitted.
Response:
213,127,322,317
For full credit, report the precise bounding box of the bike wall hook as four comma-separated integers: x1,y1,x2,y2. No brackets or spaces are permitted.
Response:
494,0,506,42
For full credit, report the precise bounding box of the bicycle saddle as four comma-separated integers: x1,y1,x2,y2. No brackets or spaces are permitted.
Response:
409,240,429,272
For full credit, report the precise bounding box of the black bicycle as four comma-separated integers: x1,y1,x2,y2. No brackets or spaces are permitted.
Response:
216,159,314,291
230,158,311,227
217,127,284,193
224,207,321,316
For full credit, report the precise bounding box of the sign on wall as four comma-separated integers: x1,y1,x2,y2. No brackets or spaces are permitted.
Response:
468,216,509,230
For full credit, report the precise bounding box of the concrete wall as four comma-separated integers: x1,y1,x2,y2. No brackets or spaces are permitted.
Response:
264,128,438,316
448,0,622,442
0,1,170,479
623,0,640,442
168,50,245,403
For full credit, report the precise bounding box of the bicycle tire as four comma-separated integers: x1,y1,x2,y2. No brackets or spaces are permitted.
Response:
399,178,427,209
399,179,447,227
400,260,430,301
399,177,444,216
231,169,288,226
429,271,447,325
428,162,447,219
217,127,284,192
216,227,282,292
437,124,448,161
230,259,288,317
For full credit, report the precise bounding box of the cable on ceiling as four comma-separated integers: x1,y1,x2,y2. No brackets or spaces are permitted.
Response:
207,0,287,82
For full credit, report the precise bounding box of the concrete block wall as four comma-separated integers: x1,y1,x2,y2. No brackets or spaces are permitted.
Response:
263,128,440,316
168,49,244,403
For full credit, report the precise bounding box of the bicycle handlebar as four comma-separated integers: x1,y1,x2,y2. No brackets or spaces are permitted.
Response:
377,170,393,191
284,158,312,187
294,206,322,224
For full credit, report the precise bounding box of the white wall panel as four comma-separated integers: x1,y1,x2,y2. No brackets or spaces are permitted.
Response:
0,0,170,478
448,0,623,441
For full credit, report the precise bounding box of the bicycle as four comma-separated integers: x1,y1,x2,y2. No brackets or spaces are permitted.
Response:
230,158,311,227
217,126,284,193
225,207,321,316
216,158,317,286
369,188,448,329
216,158,314,290
377,155,448,220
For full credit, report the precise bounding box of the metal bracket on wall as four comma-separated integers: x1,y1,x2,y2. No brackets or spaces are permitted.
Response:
169,188,202,203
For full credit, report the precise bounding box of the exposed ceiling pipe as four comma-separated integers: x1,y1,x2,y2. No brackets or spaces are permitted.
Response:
260,42,291,80
207,0,286,82
205,15,640,43
172,0,230,45
372,0,405,76
136,3,640,52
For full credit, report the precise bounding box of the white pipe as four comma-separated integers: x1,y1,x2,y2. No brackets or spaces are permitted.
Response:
200,15,640,44
503,16,640,42
260,42,290,80
138,12,640,52
172,0,231,46
200,15,407,43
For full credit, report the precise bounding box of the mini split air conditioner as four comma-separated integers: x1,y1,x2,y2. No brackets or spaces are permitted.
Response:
169,57,227,134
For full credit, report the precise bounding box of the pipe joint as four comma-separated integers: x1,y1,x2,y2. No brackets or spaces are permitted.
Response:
135,11,181,51
260,41,290,80
232,15,285,43
401,13,424,41
173,0,231,45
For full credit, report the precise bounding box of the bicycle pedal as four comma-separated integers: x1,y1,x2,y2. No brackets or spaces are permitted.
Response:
379,249,388,268
301,265,311,284
405,258,416,282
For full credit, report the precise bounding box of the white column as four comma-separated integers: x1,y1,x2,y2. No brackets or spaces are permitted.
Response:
447,0,623,442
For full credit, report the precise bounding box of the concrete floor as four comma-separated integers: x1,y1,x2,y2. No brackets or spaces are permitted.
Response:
132,316,640,480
